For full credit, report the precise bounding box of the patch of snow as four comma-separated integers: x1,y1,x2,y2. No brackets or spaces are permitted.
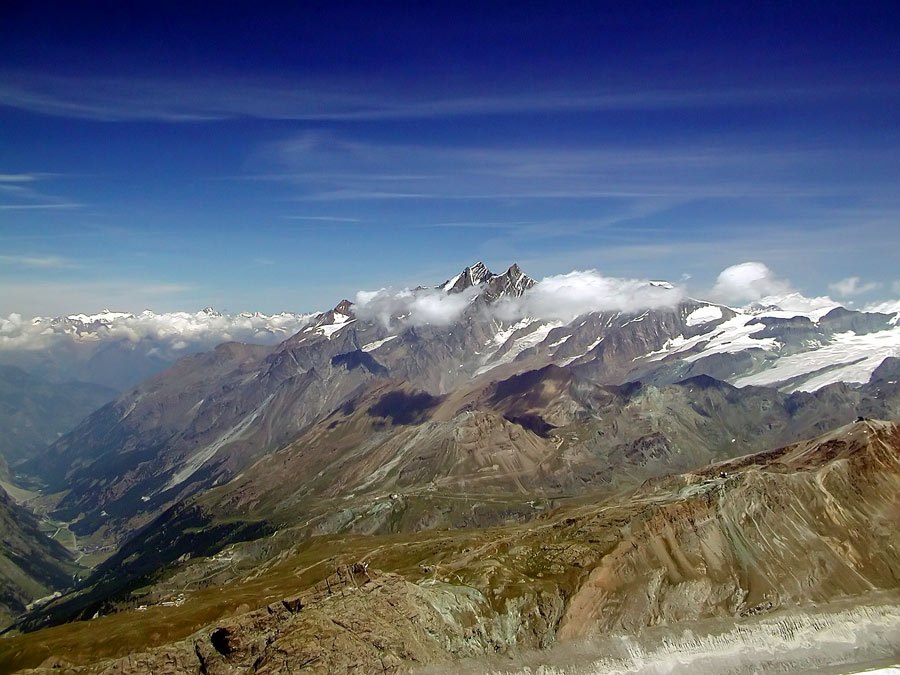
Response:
361,335,397,352
585,336,604,352
621,311,649,326
315,312,354,338
442,273,462,292
548,334,572,348
557,336,605,366
686,305,724,326
640,314,779,364
487,318,539,349
66,310,134,323
733,326,900,391
476,321,564,375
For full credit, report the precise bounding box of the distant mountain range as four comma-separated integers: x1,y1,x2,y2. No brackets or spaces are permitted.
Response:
0,308,316,390
4,262,900,669
0,366,116,476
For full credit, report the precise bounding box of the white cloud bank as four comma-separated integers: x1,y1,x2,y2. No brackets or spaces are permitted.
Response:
355,270,686,328
0,308,316,353
711,261,838,314
828,276,882,297
711,262,793,304
355,286,481,327
497,271,685,322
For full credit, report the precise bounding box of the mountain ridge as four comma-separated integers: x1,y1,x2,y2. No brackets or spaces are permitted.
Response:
6,261,900,647
19,262,900,548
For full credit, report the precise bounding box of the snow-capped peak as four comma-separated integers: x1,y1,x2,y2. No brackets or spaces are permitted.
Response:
65,310,135,324
442,261,496,294
333,299,354,317
1,308,318,353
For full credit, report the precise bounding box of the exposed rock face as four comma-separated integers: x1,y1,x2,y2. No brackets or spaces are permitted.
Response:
559,420,900,638
441,260,496,294
8,421,900,673
187,567,557,675
18,566,561,674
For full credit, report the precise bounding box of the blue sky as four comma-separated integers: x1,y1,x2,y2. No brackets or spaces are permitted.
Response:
1,1,899,316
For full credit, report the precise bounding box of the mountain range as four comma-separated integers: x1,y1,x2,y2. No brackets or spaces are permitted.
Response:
0,366,116,479
0,309,316,390
3,261,900,672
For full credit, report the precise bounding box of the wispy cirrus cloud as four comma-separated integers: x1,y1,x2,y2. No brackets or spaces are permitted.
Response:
258,131,853,205
0,254,74,268
829,276,882,297
0,174,42,183
0,172,83,210
1,70,897,122
249,131,900,290
0,203,83,210
279,215,361,222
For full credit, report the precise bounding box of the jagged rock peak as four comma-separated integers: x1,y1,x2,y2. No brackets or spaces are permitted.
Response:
314,299,355,328
442,261,495,293
333,299,354,316
479,263,536,300
440,261,536,298
500,263,535,295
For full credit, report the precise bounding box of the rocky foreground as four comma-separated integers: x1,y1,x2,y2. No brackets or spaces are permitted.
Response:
3,419,900,673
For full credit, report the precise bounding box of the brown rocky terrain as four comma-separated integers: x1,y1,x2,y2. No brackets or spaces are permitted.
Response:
4,419,900,673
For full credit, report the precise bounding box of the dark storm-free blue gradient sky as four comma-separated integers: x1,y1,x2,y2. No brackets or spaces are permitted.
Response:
1,1,899,316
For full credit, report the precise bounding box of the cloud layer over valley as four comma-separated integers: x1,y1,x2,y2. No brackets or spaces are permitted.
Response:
0,309,316,354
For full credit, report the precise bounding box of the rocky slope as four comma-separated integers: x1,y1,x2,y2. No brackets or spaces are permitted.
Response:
0,365,116,471
0,485,80,630
23,262,900,557
7,262,900,646
5,420,900,673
